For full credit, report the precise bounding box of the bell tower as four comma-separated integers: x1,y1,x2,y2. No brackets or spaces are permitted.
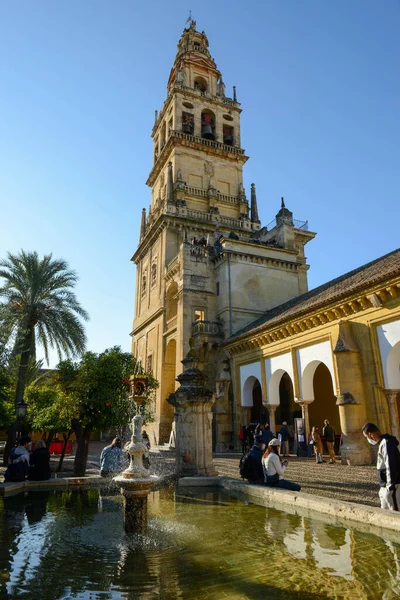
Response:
131,19,315,446
146,18,254,231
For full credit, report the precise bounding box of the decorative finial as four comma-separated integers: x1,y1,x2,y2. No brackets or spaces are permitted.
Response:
233,86,237,102
154,110,158,124
281,197,285,208
185,10,196,30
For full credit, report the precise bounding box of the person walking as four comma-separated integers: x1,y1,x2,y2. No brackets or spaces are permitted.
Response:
311,426,324,464
362,422,400,511
262,439,301,491
279,421,290,457
322,419,336,464
28,440,51,481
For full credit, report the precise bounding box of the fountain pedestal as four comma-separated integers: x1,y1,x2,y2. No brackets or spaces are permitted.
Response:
114,413,158,533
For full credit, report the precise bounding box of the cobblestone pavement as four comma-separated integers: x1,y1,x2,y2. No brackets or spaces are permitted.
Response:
213,453,379,507
1,442,380,508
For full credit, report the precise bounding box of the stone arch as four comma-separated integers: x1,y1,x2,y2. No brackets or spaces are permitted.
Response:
242,376,259,407
275,373,297,426
166,281,178,321
306,362,339,434
268,368,288,405
387,341,400,389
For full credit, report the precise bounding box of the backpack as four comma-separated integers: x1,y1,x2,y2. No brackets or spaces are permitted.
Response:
4,448,28,482
239,451,252,480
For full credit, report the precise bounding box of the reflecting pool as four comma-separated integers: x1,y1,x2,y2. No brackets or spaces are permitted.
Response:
1,487,400,599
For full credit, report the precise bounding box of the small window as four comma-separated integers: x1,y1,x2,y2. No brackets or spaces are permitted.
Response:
141,270,147,297
216,282,220,296
194,309,205,321
146,353,153,374
182,112,194,135
151,261,157,287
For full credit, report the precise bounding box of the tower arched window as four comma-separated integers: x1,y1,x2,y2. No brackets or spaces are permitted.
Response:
194,76,207,93
201,110,216,141
223,125,234,146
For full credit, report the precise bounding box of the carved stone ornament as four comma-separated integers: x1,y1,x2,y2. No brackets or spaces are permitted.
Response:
204,161,214,176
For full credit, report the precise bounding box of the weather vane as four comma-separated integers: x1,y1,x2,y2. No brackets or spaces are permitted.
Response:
186,10,192,24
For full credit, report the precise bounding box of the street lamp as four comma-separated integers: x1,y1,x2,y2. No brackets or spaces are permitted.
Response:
16,401,28,442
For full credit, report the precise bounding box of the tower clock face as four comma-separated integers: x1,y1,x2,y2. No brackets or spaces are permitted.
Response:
134,381,145,396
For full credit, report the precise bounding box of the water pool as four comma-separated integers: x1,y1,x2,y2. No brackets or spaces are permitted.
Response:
1,487,399,599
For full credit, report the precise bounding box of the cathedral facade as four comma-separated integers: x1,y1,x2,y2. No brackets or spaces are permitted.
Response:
131,21,400,464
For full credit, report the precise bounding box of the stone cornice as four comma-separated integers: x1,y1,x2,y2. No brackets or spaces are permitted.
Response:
131,307,165,338
146,131,248,188
224,278,400,357
213,248,300,273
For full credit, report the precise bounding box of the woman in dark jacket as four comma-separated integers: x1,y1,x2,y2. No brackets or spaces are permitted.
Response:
28,440,51,481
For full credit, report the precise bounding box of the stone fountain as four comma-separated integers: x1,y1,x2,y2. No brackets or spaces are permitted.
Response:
114,377,158,534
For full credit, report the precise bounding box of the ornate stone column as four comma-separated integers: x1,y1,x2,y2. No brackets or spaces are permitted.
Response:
384,390,400,441
168,347,218,477
267,404,278,435
333,321,371,465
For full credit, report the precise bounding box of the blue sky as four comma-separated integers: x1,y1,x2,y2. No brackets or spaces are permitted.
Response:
1,0,399,366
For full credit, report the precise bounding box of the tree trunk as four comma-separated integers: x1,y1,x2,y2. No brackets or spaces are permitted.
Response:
45,431,55,450
57,431,72,472
2,423,16,466
4,328,34,462
72,419,91,476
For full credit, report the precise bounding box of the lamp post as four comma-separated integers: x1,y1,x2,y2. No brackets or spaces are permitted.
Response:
16,401,28,443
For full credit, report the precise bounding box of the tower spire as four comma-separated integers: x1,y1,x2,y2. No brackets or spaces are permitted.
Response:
140,208,146,240
166,162,174,203
251,183,260,223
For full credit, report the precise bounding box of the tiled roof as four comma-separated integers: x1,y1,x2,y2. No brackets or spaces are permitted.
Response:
226,248,400,343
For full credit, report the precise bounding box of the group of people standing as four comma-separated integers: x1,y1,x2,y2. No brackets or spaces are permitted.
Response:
311,420,337,464
4,436,51,482
239,422,292,456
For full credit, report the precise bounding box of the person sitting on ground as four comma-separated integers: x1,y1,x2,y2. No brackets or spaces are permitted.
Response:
322,419,336,464
247,434,266,484
28,439,51,481
311,426,324,464
262,439,301,491
100,437,126,477
4,436,31,482
362,422,400,511
279,421,290,457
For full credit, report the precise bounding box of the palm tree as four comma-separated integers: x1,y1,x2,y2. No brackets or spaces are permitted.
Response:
0,250,89,460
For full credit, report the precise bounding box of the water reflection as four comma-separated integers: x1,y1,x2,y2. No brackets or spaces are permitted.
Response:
1,489,400,600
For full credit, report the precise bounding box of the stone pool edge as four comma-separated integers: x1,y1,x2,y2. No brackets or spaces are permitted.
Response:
178,475,400,534
0,476,105,496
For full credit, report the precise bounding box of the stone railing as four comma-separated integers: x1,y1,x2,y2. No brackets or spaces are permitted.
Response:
173,83,237,108
180,184,239,205
266,217,309,231
192,320,223,337
171,130,245,156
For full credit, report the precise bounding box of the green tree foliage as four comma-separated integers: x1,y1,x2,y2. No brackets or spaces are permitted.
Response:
57,347,157,476
0,250,89,460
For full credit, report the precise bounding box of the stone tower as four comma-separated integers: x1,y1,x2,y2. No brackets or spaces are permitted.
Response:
131,20,316,447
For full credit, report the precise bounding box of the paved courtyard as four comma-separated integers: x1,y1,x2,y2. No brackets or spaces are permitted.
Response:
1,442,379,507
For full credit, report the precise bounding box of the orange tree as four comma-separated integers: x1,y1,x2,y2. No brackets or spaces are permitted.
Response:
57,346,157,476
